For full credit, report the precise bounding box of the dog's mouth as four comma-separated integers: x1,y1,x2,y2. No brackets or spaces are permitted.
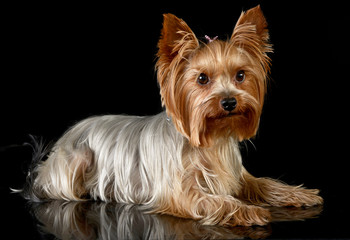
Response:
224,110,240,117
206,109,242,121
214,111,239,119
227,112,238,117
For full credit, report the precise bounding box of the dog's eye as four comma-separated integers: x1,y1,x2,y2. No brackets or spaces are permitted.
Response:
235,70,245,83
197,73,210,85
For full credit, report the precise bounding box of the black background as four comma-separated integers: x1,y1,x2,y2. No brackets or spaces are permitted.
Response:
1,1,349,239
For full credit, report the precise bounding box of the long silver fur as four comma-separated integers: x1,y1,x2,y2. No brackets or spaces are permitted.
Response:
28,112,242,207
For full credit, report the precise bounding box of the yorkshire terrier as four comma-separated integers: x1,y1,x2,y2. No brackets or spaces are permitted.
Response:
20,6,323,226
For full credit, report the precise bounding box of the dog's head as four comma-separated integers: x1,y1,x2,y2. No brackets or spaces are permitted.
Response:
156,6,272,147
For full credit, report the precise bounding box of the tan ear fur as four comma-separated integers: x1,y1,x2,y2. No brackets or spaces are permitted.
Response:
230,5,272,74
157,14,198,64
233,5,268,38
156,14,199,89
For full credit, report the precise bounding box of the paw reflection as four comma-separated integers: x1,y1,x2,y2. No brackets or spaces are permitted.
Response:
30,201,322,239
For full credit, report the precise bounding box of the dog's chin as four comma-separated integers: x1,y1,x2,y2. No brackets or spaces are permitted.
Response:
204,108,260,142
205,112,240,135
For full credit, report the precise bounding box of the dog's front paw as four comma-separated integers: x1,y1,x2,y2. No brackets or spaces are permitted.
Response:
275,187,324,207
292,188,324,207
230,205,271,226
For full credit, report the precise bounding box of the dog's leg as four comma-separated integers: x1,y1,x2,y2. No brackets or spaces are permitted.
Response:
155,177,271,226
238,169,323,207
33,145,94,201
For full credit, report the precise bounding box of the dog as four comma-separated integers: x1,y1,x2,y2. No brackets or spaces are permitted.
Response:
19,5,323,226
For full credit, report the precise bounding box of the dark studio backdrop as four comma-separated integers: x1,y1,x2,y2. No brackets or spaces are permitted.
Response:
1,1,348,239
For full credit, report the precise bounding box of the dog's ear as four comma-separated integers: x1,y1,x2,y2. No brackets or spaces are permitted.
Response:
156,14,199,76
156,14,199,144
231,5,268,40
156,14,198,111
230,5,272,74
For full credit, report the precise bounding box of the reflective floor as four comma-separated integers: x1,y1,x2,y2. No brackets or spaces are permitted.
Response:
5,188,350,240
29,201,324,240
2,145,350,239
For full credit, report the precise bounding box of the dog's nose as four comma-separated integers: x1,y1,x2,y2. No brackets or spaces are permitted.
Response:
220,97,237,112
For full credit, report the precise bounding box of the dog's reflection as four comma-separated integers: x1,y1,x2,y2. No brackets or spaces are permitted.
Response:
30,201,322,239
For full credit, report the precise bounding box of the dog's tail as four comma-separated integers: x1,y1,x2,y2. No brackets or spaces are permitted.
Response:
11,135,51,202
